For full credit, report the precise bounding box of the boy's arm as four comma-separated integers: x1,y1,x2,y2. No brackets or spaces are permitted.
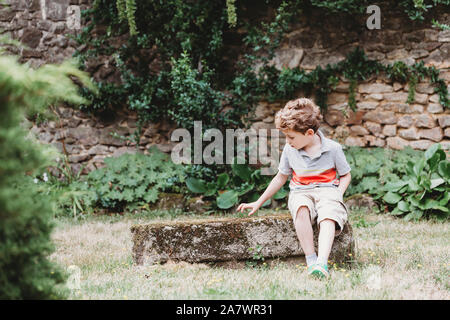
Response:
236,171,289,216
337,172,351,196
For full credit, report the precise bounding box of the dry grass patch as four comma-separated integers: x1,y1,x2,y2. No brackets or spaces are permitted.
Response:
50,208,450,299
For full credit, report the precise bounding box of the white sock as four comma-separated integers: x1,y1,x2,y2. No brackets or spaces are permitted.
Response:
316,256,328,267
305,253,317,266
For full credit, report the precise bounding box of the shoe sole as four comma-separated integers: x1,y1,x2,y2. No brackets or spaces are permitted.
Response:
310,266,329,279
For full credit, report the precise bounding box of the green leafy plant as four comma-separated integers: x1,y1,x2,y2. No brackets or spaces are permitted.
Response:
246,245,266,268
345,146,424,197
86,147,186,211
186,159,289,210
0,42,94,298
382,144,449,221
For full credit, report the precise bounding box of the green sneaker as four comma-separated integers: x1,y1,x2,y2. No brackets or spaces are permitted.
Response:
310,263,330,279
307,264,315,275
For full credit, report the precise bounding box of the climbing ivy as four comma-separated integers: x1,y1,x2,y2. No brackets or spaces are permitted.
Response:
73,0,449,132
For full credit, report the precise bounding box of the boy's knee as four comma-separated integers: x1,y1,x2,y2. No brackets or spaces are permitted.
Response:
295,206,310,222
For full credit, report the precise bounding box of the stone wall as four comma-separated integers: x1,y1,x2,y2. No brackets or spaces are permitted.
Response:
246,5,450,152
2,1,450,174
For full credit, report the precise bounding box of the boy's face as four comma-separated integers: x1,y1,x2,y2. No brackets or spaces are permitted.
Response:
282,128,315,150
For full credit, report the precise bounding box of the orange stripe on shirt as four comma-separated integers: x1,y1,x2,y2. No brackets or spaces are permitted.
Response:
291,168,338,185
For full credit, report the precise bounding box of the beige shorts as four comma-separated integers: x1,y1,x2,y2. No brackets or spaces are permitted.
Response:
288,187,349,236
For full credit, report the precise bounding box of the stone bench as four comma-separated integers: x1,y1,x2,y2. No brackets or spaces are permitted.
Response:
131,214,355,266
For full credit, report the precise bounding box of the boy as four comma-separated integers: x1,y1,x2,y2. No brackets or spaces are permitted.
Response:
236,98,352,279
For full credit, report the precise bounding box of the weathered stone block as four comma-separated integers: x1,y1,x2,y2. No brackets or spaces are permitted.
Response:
20,27,42,48
409,140,434,150
356,101,379,110
131,214,355,265
345,136,366,147
346,110,365,125
45,0,69,21
445,128,450,138
429,94,440,103
413,93,428,105
427,104,444,114
271,48,304,70
382,125,397,137
365,121,382,135
397,115,415,128
358,83,393,94
324,110,345,126
399,127,420,140
416,83,435,94
383,92,409,102
387,136,409,150
438,115,450,128
365,135,385,147
419,127,443,142
363,111,397,124
415,114,436,128
350,125,369,136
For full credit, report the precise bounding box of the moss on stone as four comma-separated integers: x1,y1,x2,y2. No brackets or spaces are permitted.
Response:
131,214,355,265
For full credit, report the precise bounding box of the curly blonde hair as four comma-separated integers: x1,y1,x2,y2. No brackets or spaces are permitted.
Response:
274,98,323,134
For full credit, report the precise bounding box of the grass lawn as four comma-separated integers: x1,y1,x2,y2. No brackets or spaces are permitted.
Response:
50,207,450,300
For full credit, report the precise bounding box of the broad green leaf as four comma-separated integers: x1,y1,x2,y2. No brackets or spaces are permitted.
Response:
216,190,239,209
273,188,288,200
407,180,420,192
439,192,449,206
217,173,230,189
428,149,446,171
413,158,425,177
430,178,445,189
422,198,449,212
424,143,441,161
383,192,402,204
204,183,217,197
405,161,415,176
438,160,450,179
231,161,252,182
186,177,207,193
403,210,423,221
384,180,408,192
389,206,405,215
236,183,255,196
397,200,409,212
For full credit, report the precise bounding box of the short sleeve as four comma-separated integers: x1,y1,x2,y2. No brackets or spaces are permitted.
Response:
278,144,293,175
334,145,351,176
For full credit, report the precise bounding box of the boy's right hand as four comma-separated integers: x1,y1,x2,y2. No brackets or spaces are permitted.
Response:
236,201,261,216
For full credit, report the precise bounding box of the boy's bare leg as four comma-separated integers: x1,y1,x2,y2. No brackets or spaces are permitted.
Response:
294,206,315,256
317,218,336,265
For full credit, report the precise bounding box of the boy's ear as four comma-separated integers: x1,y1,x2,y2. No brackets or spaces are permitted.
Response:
306,128,315,136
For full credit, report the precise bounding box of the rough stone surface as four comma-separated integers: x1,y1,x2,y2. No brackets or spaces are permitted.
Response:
131,214,355,265
8,2,448,167
382,125,397,137
387,137,409,150
438,115,450,128
409,140,434,150
358,83,393,94
397,115,415,128
349,125,369,136
419,127,444,142
399,127,420,140
363,111,397,124
415,114,436,128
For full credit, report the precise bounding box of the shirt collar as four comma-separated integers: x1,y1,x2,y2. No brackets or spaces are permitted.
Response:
296,129,331,158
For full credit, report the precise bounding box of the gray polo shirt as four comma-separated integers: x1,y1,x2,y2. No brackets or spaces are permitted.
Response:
278,129,351,191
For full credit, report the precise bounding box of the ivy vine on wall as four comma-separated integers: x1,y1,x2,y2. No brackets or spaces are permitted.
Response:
75,0,449,134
